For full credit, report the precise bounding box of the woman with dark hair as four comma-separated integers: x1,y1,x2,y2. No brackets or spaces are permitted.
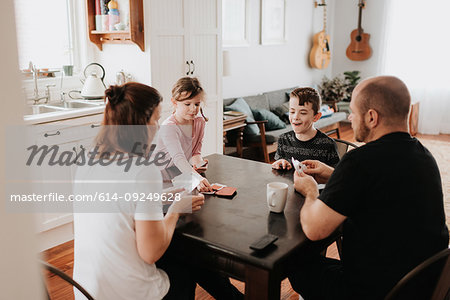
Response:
72,82,205,299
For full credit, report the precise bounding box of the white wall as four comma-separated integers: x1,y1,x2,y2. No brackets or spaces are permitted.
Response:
331,0,388,79
1,0,43,298
223,0,335,98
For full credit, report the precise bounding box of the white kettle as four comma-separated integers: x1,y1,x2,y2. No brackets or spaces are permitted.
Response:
81,63,106,99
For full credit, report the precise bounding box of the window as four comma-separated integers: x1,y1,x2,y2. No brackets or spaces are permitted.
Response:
381,0,450,134
14,0,76,70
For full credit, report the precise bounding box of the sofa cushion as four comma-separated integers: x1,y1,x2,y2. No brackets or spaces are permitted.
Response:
264,87,297,111
267,124,292,139
273,102,290,124
223,98,236,107
315,112,347,128
243,94,270,110
252,108,286,131
244,133,277,145
224,97,260,135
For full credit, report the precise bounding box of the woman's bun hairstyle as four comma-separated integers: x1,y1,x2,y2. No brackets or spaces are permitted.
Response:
105,85,126,108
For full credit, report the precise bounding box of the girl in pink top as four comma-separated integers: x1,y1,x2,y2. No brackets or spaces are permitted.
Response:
157,77,213,192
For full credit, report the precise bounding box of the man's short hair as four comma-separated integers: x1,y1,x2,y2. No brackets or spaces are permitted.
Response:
357,78,411,125
290,87,321,115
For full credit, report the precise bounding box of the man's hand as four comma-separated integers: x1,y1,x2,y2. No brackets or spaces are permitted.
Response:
293,171,319,199
272,159,292,170
301,160,334,184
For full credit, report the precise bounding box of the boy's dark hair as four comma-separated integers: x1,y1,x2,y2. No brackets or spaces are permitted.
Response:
289,87,321,115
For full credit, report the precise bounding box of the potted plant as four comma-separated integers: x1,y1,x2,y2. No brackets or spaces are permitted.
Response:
318,71,361,106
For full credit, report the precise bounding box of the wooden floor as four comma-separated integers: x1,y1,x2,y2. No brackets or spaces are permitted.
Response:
42,122,449,299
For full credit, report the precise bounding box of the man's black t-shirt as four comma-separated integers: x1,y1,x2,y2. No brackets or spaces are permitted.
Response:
319,132,449,299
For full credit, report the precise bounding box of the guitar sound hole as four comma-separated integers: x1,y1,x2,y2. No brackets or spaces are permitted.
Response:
356,35,362,42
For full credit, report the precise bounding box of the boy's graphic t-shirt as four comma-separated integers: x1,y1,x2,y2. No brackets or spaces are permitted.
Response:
274,130,340,167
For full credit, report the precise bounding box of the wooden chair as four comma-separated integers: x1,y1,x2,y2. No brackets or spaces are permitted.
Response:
333,138,358,159
385,248,450,300
41,260,95,300
331,139,358,260
245,120,273,163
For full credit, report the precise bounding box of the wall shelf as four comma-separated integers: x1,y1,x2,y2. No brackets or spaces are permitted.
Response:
86,0,145,51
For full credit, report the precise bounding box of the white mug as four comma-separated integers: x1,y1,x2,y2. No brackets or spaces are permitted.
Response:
267,182,288,213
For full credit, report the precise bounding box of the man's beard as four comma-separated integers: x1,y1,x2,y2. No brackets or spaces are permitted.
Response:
355,121,370,143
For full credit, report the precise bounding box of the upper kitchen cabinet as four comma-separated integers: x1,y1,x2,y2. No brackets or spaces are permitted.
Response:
86,0,145,51
149,0,222,105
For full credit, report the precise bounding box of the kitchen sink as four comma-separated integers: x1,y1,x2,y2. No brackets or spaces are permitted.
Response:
25,101,104,117
45,101,100,109
25,105,63,115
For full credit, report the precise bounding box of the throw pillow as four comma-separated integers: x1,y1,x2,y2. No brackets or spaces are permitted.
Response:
252,109,286,130
319,104,334,118
272,102,290,124
224,98,260,135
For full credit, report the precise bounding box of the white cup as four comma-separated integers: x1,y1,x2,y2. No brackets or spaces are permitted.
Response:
267,182,288,213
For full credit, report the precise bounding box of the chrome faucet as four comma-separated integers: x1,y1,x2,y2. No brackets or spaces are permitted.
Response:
28,61,55,104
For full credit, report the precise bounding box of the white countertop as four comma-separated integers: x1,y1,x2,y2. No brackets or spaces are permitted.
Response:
23,103,105,125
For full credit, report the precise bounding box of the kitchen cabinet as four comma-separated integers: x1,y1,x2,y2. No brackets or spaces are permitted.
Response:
31,114,103,250
149,0,223,155
86,0,145,51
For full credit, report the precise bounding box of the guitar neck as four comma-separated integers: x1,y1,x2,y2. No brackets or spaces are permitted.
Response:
357,0,364,34
322,0,327,34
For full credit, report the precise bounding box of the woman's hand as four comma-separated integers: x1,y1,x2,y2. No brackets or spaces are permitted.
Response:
301,160,334,184
272,159,292,170
197,176,213,192
168,192,205,215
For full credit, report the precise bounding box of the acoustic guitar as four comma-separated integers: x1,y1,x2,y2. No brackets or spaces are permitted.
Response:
346,0,372,61
309,0,331,69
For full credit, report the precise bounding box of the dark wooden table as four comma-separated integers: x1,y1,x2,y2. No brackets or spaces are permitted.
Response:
173,154,335,300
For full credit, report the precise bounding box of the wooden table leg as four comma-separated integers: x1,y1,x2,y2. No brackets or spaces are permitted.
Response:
236,127,244,158
223,131,227,154
244,265,280,300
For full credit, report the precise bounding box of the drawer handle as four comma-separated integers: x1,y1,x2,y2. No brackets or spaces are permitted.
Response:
90,124,101,128
44,131,60,137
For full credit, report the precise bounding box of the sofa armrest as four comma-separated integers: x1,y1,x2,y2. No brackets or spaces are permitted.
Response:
246,120,268,125
246,120,268,139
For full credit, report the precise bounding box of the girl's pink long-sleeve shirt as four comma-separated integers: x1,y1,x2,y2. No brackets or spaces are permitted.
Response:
156,114,205,174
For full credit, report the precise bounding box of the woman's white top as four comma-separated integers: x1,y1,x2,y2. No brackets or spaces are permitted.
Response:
72,160,170,300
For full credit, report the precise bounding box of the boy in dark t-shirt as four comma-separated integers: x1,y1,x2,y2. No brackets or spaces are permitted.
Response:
272,87,339,169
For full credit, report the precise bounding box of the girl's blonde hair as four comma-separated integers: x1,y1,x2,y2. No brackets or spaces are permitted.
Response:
172,77,208,121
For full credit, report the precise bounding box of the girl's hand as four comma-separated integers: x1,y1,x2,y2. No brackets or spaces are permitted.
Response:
193,158,208,173
197,177,213,192
272,159,292,170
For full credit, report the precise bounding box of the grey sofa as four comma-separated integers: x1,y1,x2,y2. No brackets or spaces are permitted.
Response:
224,87,348,162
